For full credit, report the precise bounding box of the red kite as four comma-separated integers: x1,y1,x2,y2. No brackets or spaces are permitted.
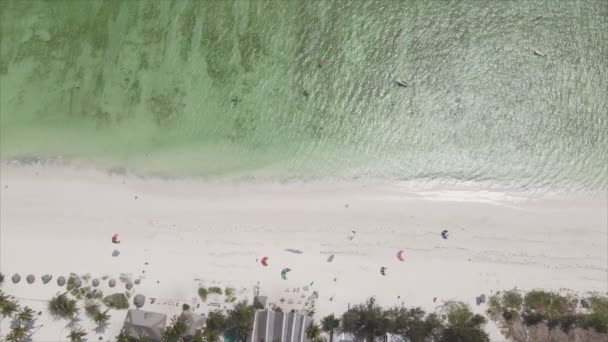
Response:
261,257,269,266
112,233,120,244
397,250,405,261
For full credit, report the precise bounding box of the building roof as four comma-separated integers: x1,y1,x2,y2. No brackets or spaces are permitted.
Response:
124,309,168,342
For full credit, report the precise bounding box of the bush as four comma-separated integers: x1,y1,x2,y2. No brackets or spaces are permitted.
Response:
524,291,568,318
48,293,79,319
580,312,608,334
163,315,188,342
85,301,101,318
198,287,208,302
103,293,129,310
208,287,223,295
503,290,523,310
523,311,545,326
225,287,235,297
183,303,191,311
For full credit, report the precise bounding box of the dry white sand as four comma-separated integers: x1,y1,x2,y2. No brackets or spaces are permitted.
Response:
1,164,606,341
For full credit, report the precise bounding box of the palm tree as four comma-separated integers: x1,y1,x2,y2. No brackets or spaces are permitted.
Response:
306,323,322,341
49,293,79,319
116,327,130,342
342,297,388,342
162,315,188,342
5,325,28,342
0,291,20,318
67,327,87,342
321,314,340,342
440,302,489,342
93,309,111,325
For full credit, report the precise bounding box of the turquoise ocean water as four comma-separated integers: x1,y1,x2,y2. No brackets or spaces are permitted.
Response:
1,0,606,190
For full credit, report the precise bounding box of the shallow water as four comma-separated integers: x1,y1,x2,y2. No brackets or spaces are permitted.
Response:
1,0,606,190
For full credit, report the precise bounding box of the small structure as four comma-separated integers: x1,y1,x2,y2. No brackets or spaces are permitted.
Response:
252,309,312,342
254,296,267,310
133,294,146,309
41,274,52,284
179,311,206,339
123,309,167,342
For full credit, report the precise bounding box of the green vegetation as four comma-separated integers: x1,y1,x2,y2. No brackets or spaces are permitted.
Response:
208,286,223,295
103,293,129,309
48,293,79,319
115,327,131,342
441,301,489,342
0,291,20,317
204,310,227,342
198,287,209,302
321,314,340,342
67,327,87,342
162,315,188,342
226,300,255,342
306,323,323,342
85,300,111,325
225,287,237,303
183,303,191,311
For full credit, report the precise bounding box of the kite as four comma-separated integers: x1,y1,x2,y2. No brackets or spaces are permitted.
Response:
380,267,387,276
397,250,405,261
441,230,449,239
261,257,269,266
281,268,291,280
112,233,120,244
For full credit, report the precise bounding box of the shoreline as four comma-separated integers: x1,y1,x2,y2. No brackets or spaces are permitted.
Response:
1,164,606,340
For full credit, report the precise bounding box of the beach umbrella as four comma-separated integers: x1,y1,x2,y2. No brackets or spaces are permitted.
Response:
57,276,66,286
261,257,269,266
281,268,291,280
109,279,116,288
92,279,100,287
112,233,120,244
397,250,405,261
134,279,141,285
133,294,145,308
380,267,387,276
12,273,21,284
441,230,449,239
126,282,133,290
26,274,35,284
41,274,52,284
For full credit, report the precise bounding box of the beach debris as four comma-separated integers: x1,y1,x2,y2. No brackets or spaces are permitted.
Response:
333,277,337,282
345,203,349,208
111,233,120,244
126,282,133,290
285,249,303,254
261,256,269,266
26,274,35,284
317,58,324,68
92,279,100,287
133,294,145,308
533,49,546,57
150,298,156,304
347,230,356,241
281,268,292,280
109,279,116,288
433,297,437,303
57,276,66,286
288,299,294,304
397,250,405,261
380,267,387,276
42,274,52,284
303,286,309,291
476,294,486,306
327,254,335,263
441,230,449,239
144,262,149,265
396,80,409,87
280,297,286,303
532,15,543,21
112,249,120,257
12,273,21,284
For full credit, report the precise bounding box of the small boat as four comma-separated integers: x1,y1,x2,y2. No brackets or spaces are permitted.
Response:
396,80,409,87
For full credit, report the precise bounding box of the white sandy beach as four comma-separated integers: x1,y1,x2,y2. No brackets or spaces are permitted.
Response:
1,164,606,341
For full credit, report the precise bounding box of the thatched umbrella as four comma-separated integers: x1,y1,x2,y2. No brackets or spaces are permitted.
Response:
92,279,100,287
73,278,82,288
126,282,133,290
57,276,66,286
26,274,35,284
41,274,52,284
133,294,145,308
12,273,21,284
109,279,116,288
